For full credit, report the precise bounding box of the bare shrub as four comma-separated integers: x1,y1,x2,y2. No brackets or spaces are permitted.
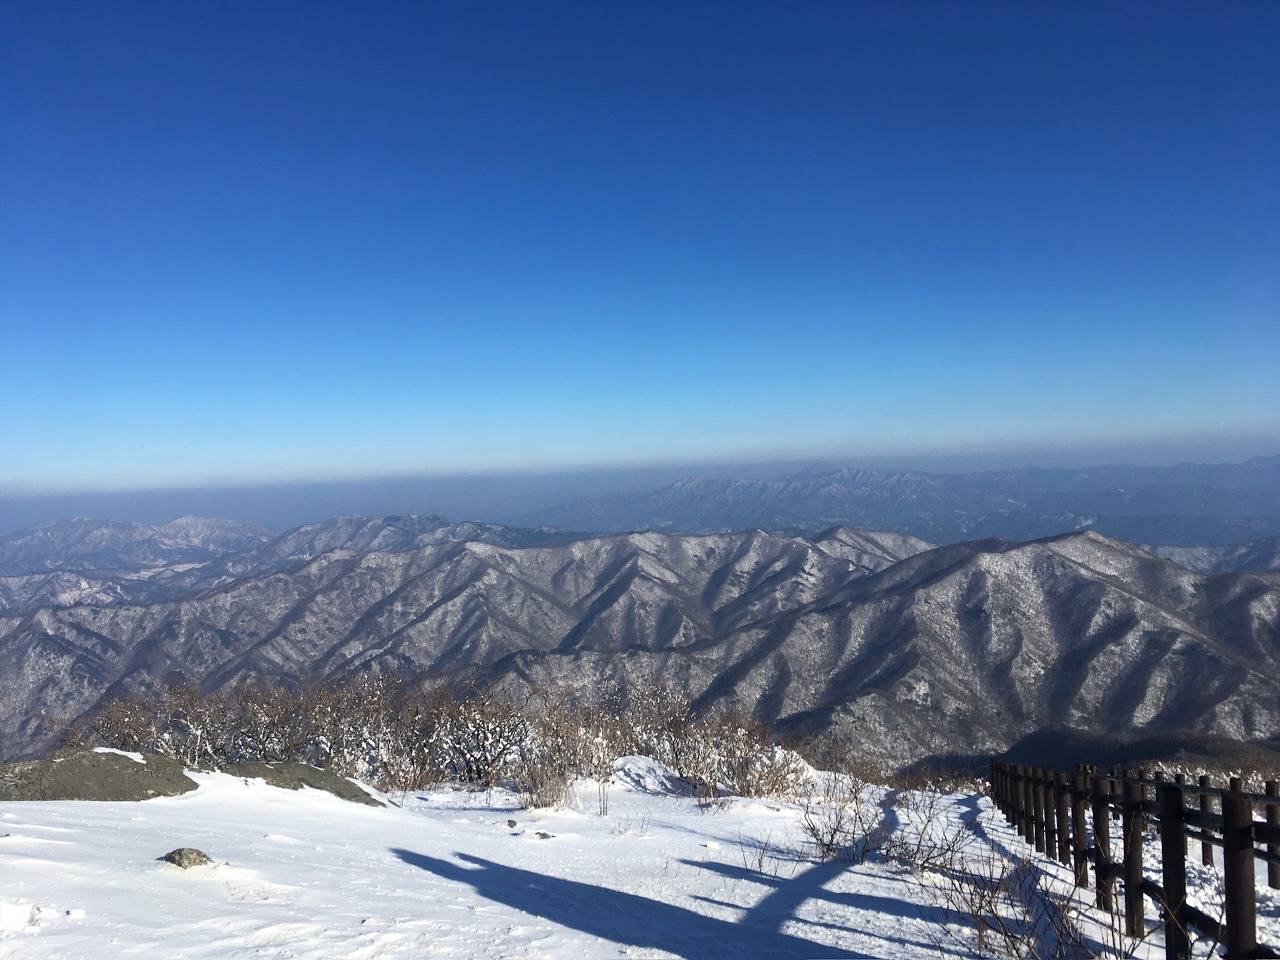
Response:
889,763,982,795
237,684,316,763
515,749,573,808
736,827,797,882
796,773,884,863
929,846,1064,958
620,677,699,768
884,789,974,873
436,689,529,787
75,693,159,752
77,674,815,802
714,714,811,799
618,693,810,801
155,683,238,766
922,831,1156,958
610,813,651,838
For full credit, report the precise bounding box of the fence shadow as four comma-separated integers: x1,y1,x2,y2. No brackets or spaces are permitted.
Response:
391,847,878,958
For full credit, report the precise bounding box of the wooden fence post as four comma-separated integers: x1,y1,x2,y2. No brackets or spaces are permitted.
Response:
1122,774,1146,937
1033,766,1047,854
1043,767,1057,857
1015,765,1028,839
1010,765,1019,834
1152,771,1164,837
1158,783,1190,960
1072,769,1088,887
1199,775,1214,867
1265,781,1279,890
1002,762,1010,817
1023,765,1035,844
1092,774,1115,912
1055,771,1070,865
1222,788,1257,959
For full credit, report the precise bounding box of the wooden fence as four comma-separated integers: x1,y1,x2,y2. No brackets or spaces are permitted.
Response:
988,760,1280,960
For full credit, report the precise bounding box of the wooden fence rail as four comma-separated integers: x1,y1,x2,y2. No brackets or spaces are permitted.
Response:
989,759,1280,959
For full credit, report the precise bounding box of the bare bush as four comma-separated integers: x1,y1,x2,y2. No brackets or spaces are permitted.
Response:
715,716,811,799
515,749,573,809
796,773,884,863
79,674,812,802
889,763,983,795
237,685,316,763
436,690,529,787
929,846,1067,959
919,826,1158,959
74,693,159,752
155,684,238,766
884,789,974,873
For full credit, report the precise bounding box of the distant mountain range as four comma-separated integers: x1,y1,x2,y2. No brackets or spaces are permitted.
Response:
0,515,272,576
518,456,1280,546
2,511,1277,767
1148,536,1280,574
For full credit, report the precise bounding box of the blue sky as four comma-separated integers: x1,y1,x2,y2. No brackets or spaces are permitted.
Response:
2,2,1277,492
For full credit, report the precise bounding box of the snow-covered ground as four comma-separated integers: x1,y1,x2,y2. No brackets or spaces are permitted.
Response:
2,758,1277,958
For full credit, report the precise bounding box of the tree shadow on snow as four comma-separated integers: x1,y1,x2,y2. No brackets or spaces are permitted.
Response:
391,847,876,958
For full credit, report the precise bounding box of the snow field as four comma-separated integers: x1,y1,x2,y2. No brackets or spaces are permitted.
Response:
2,759,1277,959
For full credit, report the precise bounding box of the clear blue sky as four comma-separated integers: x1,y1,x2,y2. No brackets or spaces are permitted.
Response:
3,1,1277,492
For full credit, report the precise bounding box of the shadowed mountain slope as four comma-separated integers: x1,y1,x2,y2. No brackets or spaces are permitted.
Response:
2,518,1277,766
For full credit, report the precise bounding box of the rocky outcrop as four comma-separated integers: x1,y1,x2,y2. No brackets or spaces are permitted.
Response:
0,750,197,801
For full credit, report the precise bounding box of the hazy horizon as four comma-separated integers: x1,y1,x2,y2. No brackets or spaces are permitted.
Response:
3,434,1278,535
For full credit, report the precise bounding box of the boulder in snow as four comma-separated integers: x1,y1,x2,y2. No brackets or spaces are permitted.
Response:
159,848,213,869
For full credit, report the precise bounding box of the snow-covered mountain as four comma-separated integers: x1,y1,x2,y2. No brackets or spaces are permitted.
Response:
2,514,1278,767
1148,534,1280,574
206,514,579,578
518,456,1280,546
0,515,581,615
0,516,273,577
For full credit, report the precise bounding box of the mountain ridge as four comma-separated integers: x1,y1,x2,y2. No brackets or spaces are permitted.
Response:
2,514,1277,767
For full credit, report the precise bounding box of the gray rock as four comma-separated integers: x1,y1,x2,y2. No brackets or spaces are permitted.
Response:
506,819,518,828
222,762,384,807
160,847,213,869
0,751,197,802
